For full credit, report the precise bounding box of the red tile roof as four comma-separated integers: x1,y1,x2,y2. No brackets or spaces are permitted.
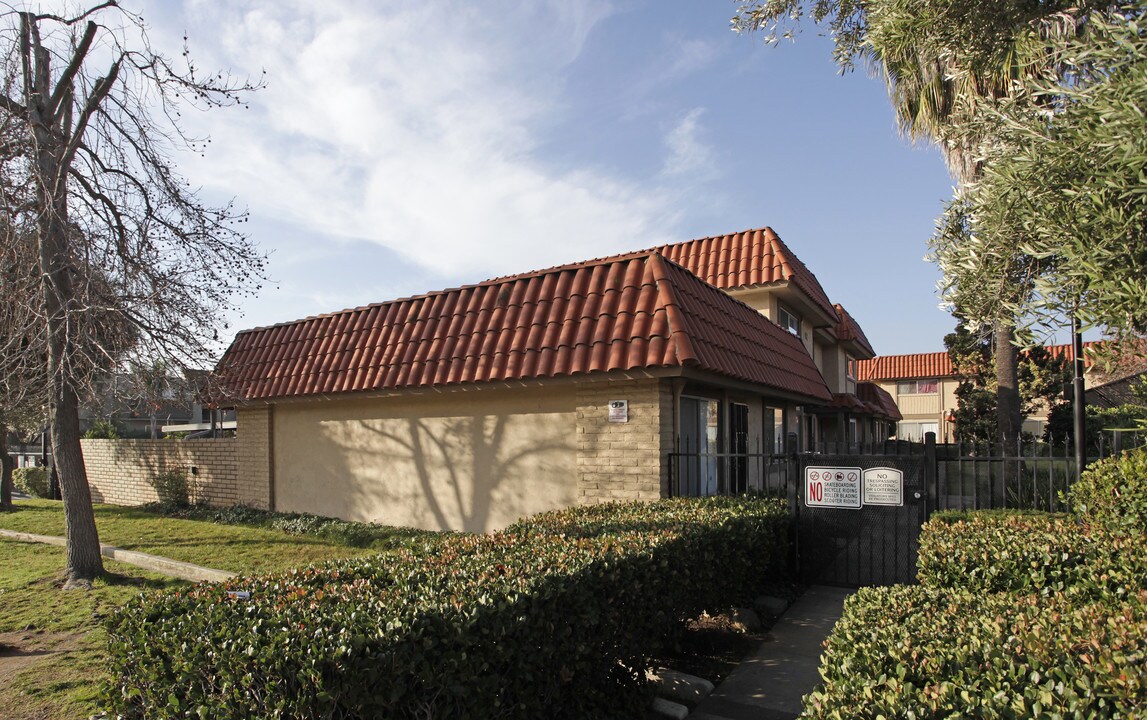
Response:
816,383,901,421
646,227,839,323
855,351,954,382
858,382,902,421
855,341,1103,382
833,304,875,358
215,252,832,404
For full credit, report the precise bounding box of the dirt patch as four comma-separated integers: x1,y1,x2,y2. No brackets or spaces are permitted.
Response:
0,629,86,678
0,630,88,719
656,610,769,686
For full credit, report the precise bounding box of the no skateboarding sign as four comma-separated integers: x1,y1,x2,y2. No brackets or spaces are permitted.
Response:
804,466,862,509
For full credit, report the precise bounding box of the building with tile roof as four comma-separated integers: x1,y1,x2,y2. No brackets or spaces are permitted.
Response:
214,250,844,531
641,228,890,448
855,342,1104,441
205,227,891,532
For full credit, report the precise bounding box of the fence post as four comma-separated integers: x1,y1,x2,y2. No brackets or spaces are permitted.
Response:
924,431,937,515
789,450,801,578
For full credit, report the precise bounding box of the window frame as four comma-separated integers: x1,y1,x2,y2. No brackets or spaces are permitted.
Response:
897,379,939,396
777,304,801,337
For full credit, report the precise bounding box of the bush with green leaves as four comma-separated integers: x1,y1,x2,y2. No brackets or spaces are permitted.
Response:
12,467,49,498
148,468,192,508
1068,446,1147,532
805,585,1147,719
916,510,1140,599
83,419,121,439
140,501,435,550
104,496,788,719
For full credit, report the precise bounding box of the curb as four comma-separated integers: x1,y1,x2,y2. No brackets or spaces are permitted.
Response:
0,529,235,582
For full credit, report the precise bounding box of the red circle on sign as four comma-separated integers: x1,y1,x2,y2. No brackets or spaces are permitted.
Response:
810,471,819,481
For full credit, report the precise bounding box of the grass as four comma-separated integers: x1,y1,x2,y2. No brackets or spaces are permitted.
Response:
0,498,422,720
0,540,186,720
0,499,390,574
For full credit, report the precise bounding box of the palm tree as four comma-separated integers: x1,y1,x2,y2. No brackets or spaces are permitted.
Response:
860,0,1048,451
737,0,1094,450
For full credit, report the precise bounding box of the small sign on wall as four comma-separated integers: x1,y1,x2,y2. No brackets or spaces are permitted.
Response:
608,400,628,423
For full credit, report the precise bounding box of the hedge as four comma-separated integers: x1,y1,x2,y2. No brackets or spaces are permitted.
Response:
12,467,49,498
804,585,1147,719
917,511,1147,600
1068,446,1147,532
105,496,789,719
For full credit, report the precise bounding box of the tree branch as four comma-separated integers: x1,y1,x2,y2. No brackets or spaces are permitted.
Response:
45,20,99,121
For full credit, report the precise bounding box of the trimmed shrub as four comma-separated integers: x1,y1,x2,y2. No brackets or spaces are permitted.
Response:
148,468,192,508
1068,446,1147,532
105,496,789,719
13,467,49,498
805,585,1147,719
919,510,1146,601
919,511,1088,595
139,502,436,550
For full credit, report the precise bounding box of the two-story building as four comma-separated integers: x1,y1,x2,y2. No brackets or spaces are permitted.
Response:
856,343,1104,441
213,227,898,531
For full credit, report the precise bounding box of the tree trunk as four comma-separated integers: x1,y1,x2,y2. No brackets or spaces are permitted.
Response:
51,381,103,581
0,424,14,511
33,77,105,582
995,321,1022,453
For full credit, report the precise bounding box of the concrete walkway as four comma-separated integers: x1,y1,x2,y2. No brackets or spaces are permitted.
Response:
0,528,235,582
688,585,851,720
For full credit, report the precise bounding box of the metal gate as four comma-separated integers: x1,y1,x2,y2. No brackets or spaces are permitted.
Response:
795,453,927,587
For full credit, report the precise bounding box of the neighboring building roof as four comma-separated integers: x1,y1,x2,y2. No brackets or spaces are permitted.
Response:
645,227,839,323
855,341,1104,383
1086,371,1147,409
216,251,832,404
833,304,876,359
855,351,955,383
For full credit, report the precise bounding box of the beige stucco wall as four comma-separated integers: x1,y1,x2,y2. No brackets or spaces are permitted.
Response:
271,385,579,533
82,438,243,507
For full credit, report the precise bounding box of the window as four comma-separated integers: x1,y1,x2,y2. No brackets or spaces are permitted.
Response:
777,305,801,336
846,355,856,381
897,379,939,395
676,398,753,497
897,421,939,441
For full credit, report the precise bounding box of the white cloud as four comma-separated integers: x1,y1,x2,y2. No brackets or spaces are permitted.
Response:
661,108,716,180
145,0,678,282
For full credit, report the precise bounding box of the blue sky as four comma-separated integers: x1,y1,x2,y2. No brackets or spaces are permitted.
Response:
141,0,960,356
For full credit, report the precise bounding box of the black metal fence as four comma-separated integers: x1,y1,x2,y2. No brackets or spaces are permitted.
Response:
666,436,790,500
668,431,1146,513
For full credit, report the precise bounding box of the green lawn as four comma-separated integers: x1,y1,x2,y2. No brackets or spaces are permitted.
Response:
0,499,382,574
0,499,406,720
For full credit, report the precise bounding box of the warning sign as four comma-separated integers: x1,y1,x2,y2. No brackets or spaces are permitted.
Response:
804,466,862,509
862,467,904,507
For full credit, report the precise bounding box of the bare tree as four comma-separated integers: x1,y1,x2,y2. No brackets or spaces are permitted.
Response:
0,2,265,583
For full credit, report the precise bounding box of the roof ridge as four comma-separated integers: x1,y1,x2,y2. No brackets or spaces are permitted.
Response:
646,254,698,366
233,249,668,337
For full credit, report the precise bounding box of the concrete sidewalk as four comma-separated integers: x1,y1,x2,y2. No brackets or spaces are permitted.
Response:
688,585,851,720
0,528,235,582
